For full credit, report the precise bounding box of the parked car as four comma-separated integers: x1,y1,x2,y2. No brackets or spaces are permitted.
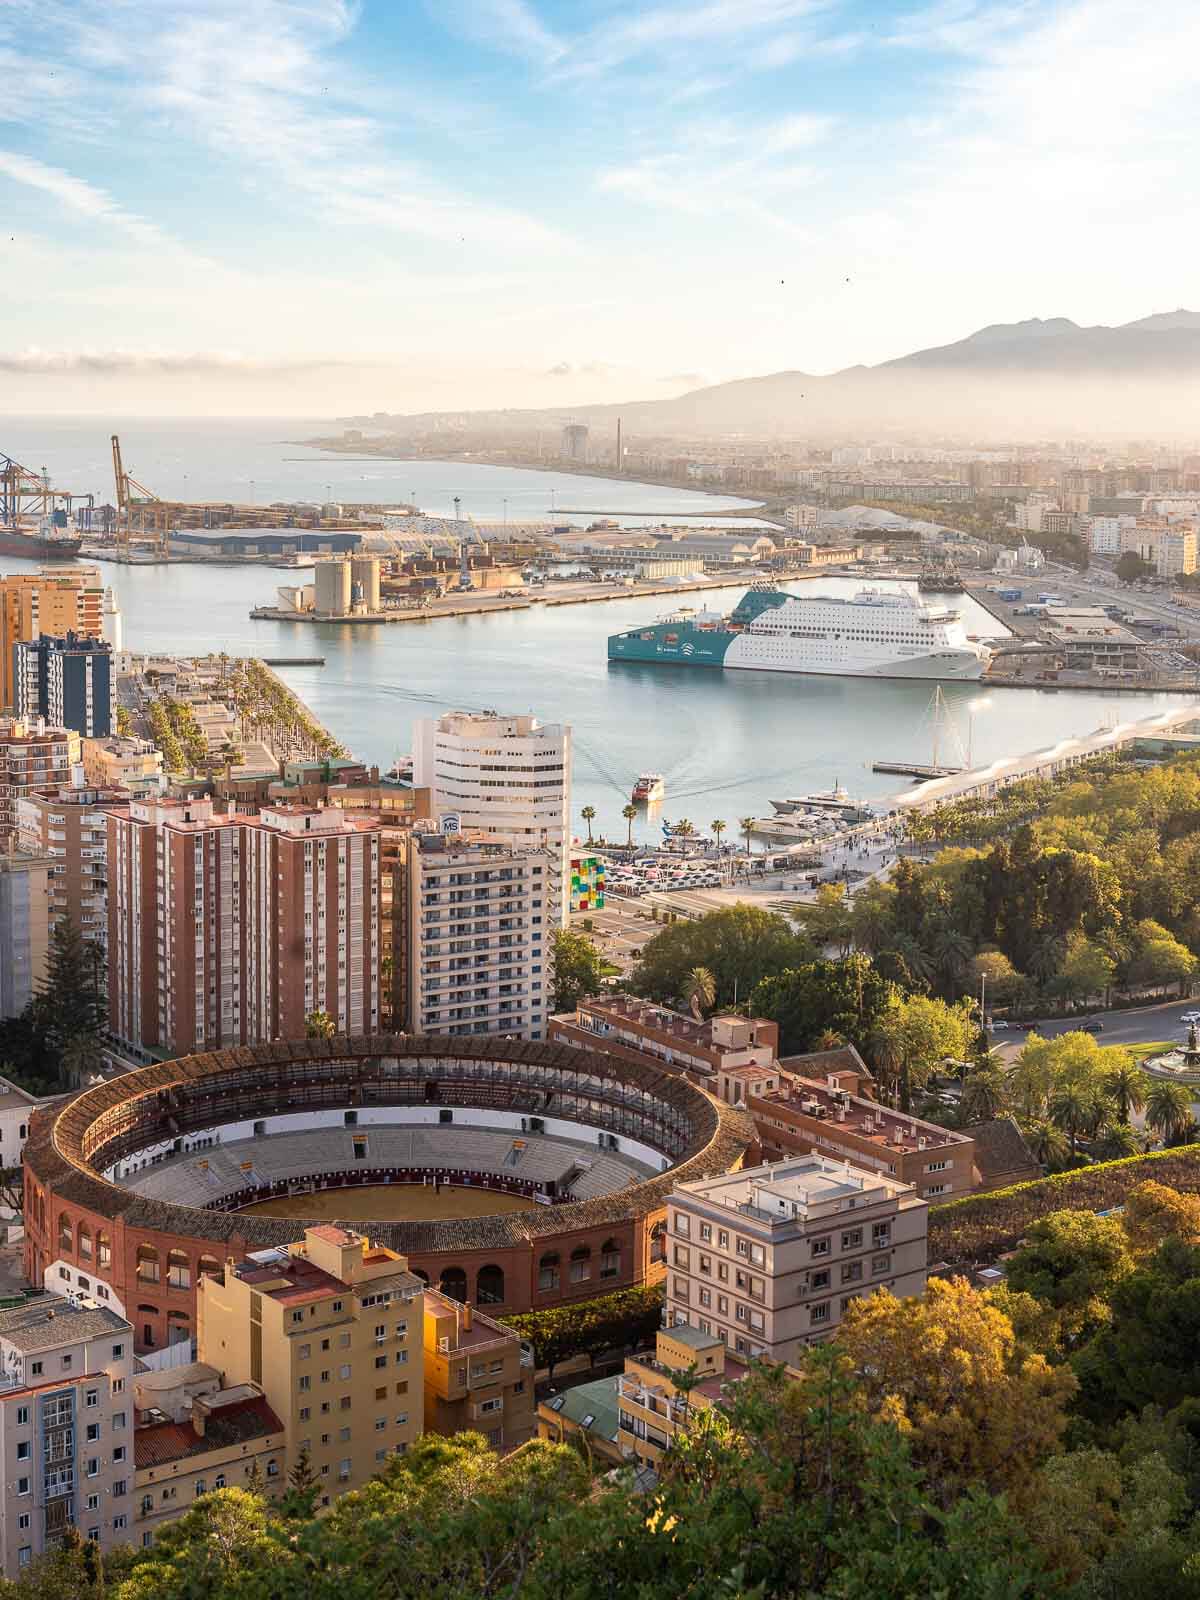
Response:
1181,1009,1200,1024
1081,1020,1104,1034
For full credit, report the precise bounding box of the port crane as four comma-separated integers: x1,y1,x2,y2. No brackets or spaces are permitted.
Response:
110,434,165,548
0,452,93,527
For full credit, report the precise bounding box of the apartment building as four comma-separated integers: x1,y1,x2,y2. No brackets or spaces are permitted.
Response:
0,1298,134,1580
549,997,779,1086
197,1225,424,1505
134,1383,285,1548
422,1290,534,1452
81,738,164,799
745,1071,976,1202
666,1155,927,1366
0,719,80,844
106,797,382,1055
0,569,105,712
617,1325,750,1470
538,1375,624,1467
17,780,122,947
0,852,53,1019
1120,516,1199,576
413,711,571,927
405,830,555,1040
14,634,114,740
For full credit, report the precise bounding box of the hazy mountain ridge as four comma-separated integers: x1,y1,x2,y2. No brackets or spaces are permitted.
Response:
346,310,1200,439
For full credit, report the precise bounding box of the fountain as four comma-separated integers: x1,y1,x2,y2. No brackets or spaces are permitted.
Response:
1143,1022,1200,1083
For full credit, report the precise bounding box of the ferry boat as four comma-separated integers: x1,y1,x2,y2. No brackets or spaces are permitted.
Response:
632,772,665,804
608,586,991,682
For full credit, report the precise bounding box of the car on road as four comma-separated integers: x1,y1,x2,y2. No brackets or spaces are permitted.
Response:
1181,1010,1200,1024
1081,1020,1104,1033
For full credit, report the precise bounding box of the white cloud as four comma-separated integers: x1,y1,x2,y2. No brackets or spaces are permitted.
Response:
0,151,169,247
433,0,565,64
555,0,829,79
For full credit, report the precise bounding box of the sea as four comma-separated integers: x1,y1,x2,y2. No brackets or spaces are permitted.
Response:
0,416,1182,844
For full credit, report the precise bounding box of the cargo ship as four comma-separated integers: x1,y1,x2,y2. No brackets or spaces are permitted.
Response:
608,587,991,681
632,772,665,803
0,526,84,561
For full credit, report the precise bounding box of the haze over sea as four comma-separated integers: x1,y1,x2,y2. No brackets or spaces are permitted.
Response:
2,418,1181,843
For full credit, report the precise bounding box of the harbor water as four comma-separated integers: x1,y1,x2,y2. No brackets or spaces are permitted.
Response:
1,419,1183,842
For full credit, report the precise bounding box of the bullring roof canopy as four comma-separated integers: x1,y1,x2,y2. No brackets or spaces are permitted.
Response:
26,1034,756,1256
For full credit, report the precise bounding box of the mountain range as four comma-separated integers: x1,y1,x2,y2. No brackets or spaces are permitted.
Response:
351,311,1200,439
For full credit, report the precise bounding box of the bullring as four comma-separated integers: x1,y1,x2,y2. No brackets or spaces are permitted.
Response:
23,1034,755,1354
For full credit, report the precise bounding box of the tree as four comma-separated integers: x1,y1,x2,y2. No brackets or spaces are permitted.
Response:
739,815,755,858
1133,935,1197,996
1058,934,1116,1007
304,1009,337,1039
117,1488,280,1599
1104,1058,1150,1124
622,803,637,849
961,1066,1008,1122
36,917,106,1053
114,705,132,737
1146,1079,1194,1145
1122,1179,1200,1256
871,992,975,1109
1049,1078,1108,1161
504,1285,663,1381
631,904,810,1011
833,1276,1076,1510
580,804,596,845
682,966,715,1021
1027,1119,1071,1171
550,928,606,1013
1005,1209,1132,1339
969,948,1019,1006
749,954,895,1056
1116,550,1155,584
710,819,726,856
800,883,853,954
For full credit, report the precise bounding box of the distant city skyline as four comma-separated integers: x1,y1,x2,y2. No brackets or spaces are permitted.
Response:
3,0,1199,414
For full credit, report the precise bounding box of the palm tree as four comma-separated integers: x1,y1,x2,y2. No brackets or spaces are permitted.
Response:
711,820,726,853
673,818,696,839
683,967,716,1022
739,816,756,862
581,805,596,845
622,804,637,850
1146,1079,1193,1145
1103,1059,1150,1125
1049,1082,1106,1161
867,1020,903,1106
1027,1119,1070,1171
812,1029,847,1052
305,1010,337,1040
1095,1122,1142,1161
960,1067,1007,1123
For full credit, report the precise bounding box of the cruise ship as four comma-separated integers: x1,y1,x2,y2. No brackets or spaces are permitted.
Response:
608,587,991,682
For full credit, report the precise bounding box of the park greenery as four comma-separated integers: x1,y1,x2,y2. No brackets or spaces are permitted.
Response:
21,1223,1200,1597
218,655,346,764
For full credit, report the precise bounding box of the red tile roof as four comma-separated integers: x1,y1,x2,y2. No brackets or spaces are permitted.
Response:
135,1396,284,1469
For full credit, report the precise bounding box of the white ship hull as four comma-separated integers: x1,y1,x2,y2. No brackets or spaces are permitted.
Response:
723,646,988,681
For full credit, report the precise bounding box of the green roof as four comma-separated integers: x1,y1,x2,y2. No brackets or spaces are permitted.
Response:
663,1323,722,1350
544,1375,621,1444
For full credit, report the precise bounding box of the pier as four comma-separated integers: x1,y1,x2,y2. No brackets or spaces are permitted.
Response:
872,760,963,779
260,656,326,666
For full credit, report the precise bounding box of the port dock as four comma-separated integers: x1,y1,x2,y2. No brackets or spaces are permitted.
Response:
260,656,326,666
872,760,963,779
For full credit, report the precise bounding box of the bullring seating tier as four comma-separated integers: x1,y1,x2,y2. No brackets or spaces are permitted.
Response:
115,1124,656,1211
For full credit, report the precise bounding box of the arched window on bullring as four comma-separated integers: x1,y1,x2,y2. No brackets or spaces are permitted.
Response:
58,1215,72,1254
538,1252,560,1292
439,1267,467,1302
198,1255,221,1280
600,1238,621,1280
136,1244,160,1284
167,1250,191,1290
477,1264,505,1305
78,1224,93,1262
97,1232,111,1271
569,1245,592,1285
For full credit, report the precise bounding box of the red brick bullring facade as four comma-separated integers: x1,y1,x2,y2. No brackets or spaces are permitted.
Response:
23,1036,755,1355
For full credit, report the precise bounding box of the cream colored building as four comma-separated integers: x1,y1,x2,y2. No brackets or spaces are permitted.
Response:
197,1224,424,1507
617,1325,749,1469
422,1289,534,1452
0,852,53,1020
666,1155,927,1366
81,737,165,798
134,1381,286,1548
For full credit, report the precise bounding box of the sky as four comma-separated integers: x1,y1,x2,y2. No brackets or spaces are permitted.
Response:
2,0,1199,416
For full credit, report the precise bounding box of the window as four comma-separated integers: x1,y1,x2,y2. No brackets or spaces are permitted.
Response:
477,1263,505,1304
478,1396,502,1414
98,1232,111,1270
195,1480,207,1497
214,1475,226,1490
299,1344,311,1360
114,1411,126,1430
871,1223,891,1248
16,1477,29,1496
811,1236,830,1258
87,1457,100,1477
871,1253,891,1275
62,1355,73,1371
375,1417,387,1431
925,1160,948,1174
114,1446,126,1464
570,1246,592,1284
925,1184,948,1197
85,1388,97,1407
79,1225,93,1262
16,1441,29,1460
375,1354,388,1370
113,1479,126,1497
338,1364,352,1381
30,1363,41,1378
299,1376,311,1392
86,1495,100,1512
699,1223,712,1243
17,1515,29,1531
136,1244,160,1284
538,1252,560,1292
673,1245,690,1269
810,1302,830,1325
86,1422,100,1442
112,1344,124,1360
841,1261,863,1285
673,1215,690,1237
167,1250,191,1290
58,1215,73,1253
841,1229,862,1251
17,1549,30,1569
600,1240,621,1280
299,1407,311,1421
15,1405,28,1426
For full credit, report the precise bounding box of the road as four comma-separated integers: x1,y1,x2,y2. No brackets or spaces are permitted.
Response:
997,998,1197,1048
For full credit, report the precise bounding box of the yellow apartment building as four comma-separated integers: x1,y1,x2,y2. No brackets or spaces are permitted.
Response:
616,1325,749,1469
422,1288,535,1452
197,1224,424,1506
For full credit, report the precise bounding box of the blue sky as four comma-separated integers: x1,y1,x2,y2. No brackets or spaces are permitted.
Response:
1,0,1197,413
